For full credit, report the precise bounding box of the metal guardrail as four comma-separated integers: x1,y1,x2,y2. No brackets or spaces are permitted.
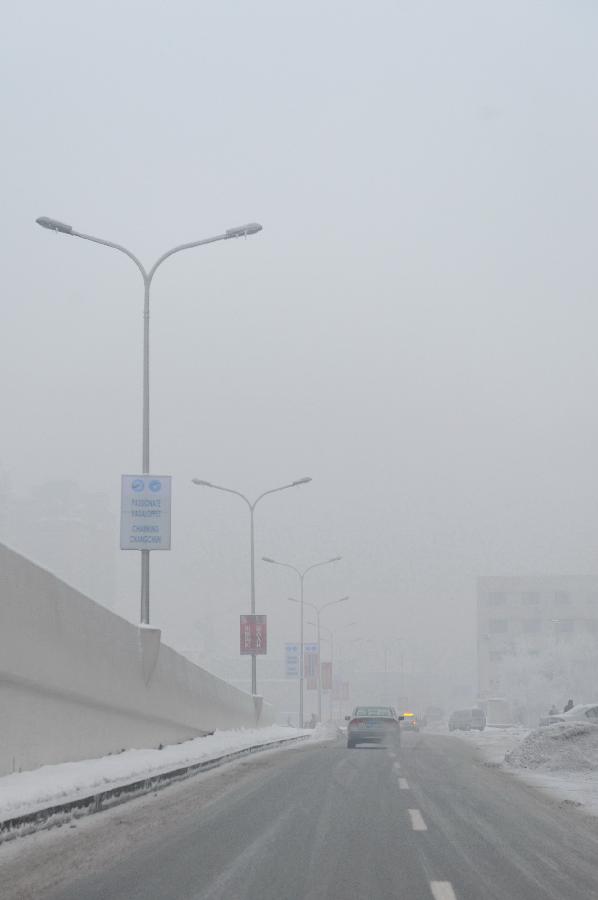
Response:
0,734,311,845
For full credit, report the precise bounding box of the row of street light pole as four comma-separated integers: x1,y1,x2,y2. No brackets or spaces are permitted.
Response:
189,477,346,721
36,214,349,725
305,618,358,720
190,477,313,699
290,595,349,722
262,556,342,725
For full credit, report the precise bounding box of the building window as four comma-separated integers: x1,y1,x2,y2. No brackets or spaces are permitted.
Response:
554,591,570,605
522,592,540,605
554,619,574,633
488,592,506,607
522,619,542,634
489,619,508,634
489,651,504,662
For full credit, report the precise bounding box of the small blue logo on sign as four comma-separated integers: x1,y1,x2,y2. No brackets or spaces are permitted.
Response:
149,480,162,492
132,479,144,492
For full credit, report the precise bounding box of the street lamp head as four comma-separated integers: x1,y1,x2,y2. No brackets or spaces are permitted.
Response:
288,597,299,604
329,556,342,563
262,556,277,564
191,478,213,487
36,216,73,235
292,477,312,486
225,222,263,238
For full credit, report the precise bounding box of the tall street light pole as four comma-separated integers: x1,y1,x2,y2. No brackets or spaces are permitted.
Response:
262,555,341,726
191,477,312,695
36,216,262,625
313,622,334,721
292,596,348,722
305,620,357,720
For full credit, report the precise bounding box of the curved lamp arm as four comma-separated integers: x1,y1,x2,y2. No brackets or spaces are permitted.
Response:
36,217,262,287
318,595,349,615
191,479,251,509
193,476,310,511
253,477,311,510
303,557,342,579
262,557,302,578
289,596,318,613
147,232,234,284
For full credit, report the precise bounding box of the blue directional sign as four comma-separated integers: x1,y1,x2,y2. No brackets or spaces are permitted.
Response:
120,474,172,551
285,643,300,678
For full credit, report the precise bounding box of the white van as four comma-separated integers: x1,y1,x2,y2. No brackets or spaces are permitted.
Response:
448,708,486,731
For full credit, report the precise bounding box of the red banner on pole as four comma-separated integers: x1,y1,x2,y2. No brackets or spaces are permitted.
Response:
304,643,319,690
239,615,267,655
332,679,350,701
321,661,333,691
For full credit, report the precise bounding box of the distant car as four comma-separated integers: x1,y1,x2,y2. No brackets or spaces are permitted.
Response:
448,708,486,732
401,711,420,732
539,704,598,727
346,706,403,749
426,706,445,723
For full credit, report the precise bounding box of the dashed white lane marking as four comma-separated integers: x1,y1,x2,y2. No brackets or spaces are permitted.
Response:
388,751,397,759
408,808,427,831
398,777,409,789
392,761,401,772
430,881,457,900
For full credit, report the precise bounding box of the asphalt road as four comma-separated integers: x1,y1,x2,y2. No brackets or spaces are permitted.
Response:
4,732,598,900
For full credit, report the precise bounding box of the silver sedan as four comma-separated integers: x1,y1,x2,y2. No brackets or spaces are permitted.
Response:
346,706,403,749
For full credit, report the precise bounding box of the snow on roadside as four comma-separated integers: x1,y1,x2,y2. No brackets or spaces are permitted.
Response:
447,723,598,817
443,725,528,766
0,725,330,821
505,722,598,772
310,721,341,742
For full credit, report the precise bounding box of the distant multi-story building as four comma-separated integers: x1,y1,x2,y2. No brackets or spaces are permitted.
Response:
477,575,598,698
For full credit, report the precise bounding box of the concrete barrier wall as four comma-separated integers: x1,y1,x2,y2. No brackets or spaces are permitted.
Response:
0,543,275,775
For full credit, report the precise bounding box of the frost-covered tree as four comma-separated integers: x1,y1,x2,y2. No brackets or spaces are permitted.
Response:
497,634,598,726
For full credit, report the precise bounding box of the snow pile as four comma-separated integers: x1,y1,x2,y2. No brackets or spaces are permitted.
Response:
449,719,598,817
0,725,314,821
310,721,341,742
449,725,528,766
505,722,598,772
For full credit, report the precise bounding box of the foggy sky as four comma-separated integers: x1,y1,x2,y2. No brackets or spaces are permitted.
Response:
2,0,598,697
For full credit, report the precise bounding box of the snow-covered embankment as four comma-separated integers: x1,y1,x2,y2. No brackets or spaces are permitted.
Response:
0,725,335,826
451,722,598,816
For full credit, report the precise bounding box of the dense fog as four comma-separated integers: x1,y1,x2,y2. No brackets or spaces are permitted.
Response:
2,0,598,715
